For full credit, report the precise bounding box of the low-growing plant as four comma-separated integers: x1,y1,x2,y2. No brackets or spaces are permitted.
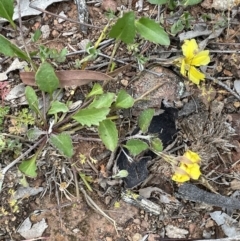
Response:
0,0,206,186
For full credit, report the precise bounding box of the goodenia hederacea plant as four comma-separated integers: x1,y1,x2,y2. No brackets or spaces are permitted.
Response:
114,90,134,109
49,133,74,158
72,107,110,127
0,34,30,61
109,11,136,44
172,150,201,183
25,86,41,116
135,17,170,45
98,119,118,151
138,109,155,133
0,0,16,29
88,93,115,109
19,154,38,178
86,83,104,98
109,11,170,46
35,62,60,95
124,139,149,156
47,101,69,115
176,39,210,85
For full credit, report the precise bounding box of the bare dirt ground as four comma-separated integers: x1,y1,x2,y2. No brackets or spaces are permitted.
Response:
1,0,240,241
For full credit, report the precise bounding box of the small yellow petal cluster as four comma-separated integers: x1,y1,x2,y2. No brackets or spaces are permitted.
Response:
178,39,210,85
172,150,201,183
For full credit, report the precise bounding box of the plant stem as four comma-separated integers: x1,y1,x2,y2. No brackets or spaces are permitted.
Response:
106,40,121,74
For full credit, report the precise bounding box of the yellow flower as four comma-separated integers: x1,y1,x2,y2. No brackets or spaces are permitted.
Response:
179,39,210,85
183,150,201,163
172,164,190,182
172,150,201,183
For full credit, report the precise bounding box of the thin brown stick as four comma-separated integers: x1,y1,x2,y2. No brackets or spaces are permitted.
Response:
29,3,100,29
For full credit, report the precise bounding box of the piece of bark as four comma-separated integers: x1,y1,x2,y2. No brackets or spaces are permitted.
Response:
177,183,240,210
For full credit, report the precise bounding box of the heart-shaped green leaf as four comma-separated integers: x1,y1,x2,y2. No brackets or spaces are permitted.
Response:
87,83,103,98
19,155,38,178
35,62,59,94
48,101,68,115
88,93,115,109
114,90,134,109
98,119,118,151
124,139,148,156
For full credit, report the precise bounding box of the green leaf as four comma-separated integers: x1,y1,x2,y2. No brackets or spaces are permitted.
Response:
35,62,59,94
72,107,110,127
135,18,170,45
112,170,129,178
150,138,163,152
88,93,115,109
19,155,38,178
27,128,46,141
114,90,134,109
171,20,185,35
109,11,135,44
138,109,155,133
182,0,202,5
0,34,30,61
31,29,42,42
87,83,104,98
49,133,73,158
124,139,148,156
147,0,168,4
79,172,93,192
0,0,16,29
98,119,118,151
48,101,68,115
25,86,40,114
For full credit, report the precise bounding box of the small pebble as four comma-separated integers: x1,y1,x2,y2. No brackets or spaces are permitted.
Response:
40,25,50,39
132,233,142,241
205,219,215,228
52,30,59,38
133,219,141,225
121,79,128,86
101,0,117,12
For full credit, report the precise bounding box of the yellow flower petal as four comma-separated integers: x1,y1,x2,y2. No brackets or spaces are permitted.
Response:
186,163,201,180
182,39,198,59
188,66,205,85
190,50,210,66
180,59,186,76
172,173,190,182
184,151,201,163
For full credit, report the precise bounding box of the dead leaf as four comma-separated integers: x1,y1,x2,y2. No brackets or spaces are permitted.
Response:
100,164,108,178
17,215,48,239
20,70,113,87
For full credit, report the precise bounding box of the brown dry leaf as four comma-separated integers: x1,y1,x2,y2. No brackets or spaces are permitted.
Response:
100,164,108,178
20,70,113,87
